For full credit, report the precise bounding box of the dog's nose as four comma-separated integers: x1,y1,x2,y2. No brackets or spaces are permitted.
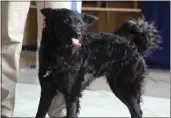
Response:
77,32,81,38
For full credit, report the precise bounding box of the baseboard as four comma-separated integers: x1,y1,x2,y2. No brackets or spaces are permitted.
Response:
22,45,37,51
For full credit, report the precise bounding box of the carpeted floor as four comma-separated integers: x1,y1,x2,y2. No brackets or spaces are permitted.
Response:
13,83,170,117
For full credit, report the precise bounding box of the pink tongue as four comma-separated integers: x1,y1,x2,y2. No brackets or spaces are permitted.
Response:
71,38,81,48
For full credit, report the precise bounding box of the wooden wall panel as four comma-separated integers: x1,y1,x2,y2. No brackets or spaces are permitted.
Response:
27,9,37,45
82,1,97,7
107,1,135,8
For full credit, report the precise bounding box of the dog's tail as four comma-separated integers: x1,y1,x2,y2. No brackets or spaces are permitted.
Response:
114,15,161,56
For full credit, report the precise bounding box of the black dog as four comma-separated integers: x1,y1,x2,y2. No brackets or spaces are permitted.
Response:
36,8,160,118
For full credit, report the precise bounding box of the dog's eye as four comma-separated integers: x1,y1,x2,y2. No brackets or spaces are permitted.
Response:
64,17,71,24
77,20,82,25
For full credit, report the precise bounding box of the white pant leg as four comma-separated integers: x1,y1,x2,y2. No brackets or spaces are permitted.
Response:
1,1,30,117
35,1,82,117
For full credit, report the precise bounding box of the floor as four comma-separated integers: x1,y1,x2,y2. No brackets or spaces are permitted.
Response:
14,83,170,117
13,51,170,117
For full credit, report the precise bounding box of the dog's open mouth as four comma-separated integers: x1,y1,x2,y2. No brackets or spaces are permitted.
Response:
71,38,82,48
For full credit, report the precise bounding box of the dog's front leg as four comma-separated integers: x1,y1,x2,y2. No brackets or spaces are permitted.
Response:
65,68,85,118
35,88,55,118
66,99,79,118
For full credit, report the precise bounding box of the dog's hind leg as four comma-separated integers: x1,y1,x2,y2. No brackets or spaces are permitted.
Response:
76,98,81,115
106,74,143,118
35,88,56,118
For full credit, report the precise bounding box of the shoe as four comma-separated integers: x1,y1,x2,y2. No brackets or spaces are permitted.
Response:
1,115,9,118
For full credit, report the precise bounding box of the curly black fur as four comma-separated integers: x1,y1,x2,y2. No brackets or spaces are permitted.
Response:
35,8,161,118
114,15,161,56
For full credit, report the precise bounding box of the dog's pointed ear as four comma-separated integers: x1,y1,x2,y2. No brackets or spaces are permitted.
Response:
40,8,53,17
81,13,99,25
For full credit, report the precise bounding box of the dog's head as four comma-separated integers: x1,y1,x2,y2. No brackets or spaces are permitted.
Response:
41,8,99,47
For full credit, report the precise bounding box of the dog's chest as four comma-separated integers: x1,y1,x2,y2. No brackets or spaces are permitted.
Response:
55,49,82,73
57,58,80,73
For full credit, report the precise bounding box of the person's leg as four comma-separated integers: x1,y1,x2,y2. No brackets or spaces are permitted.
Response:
1,1,30,117
35,1,82,117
